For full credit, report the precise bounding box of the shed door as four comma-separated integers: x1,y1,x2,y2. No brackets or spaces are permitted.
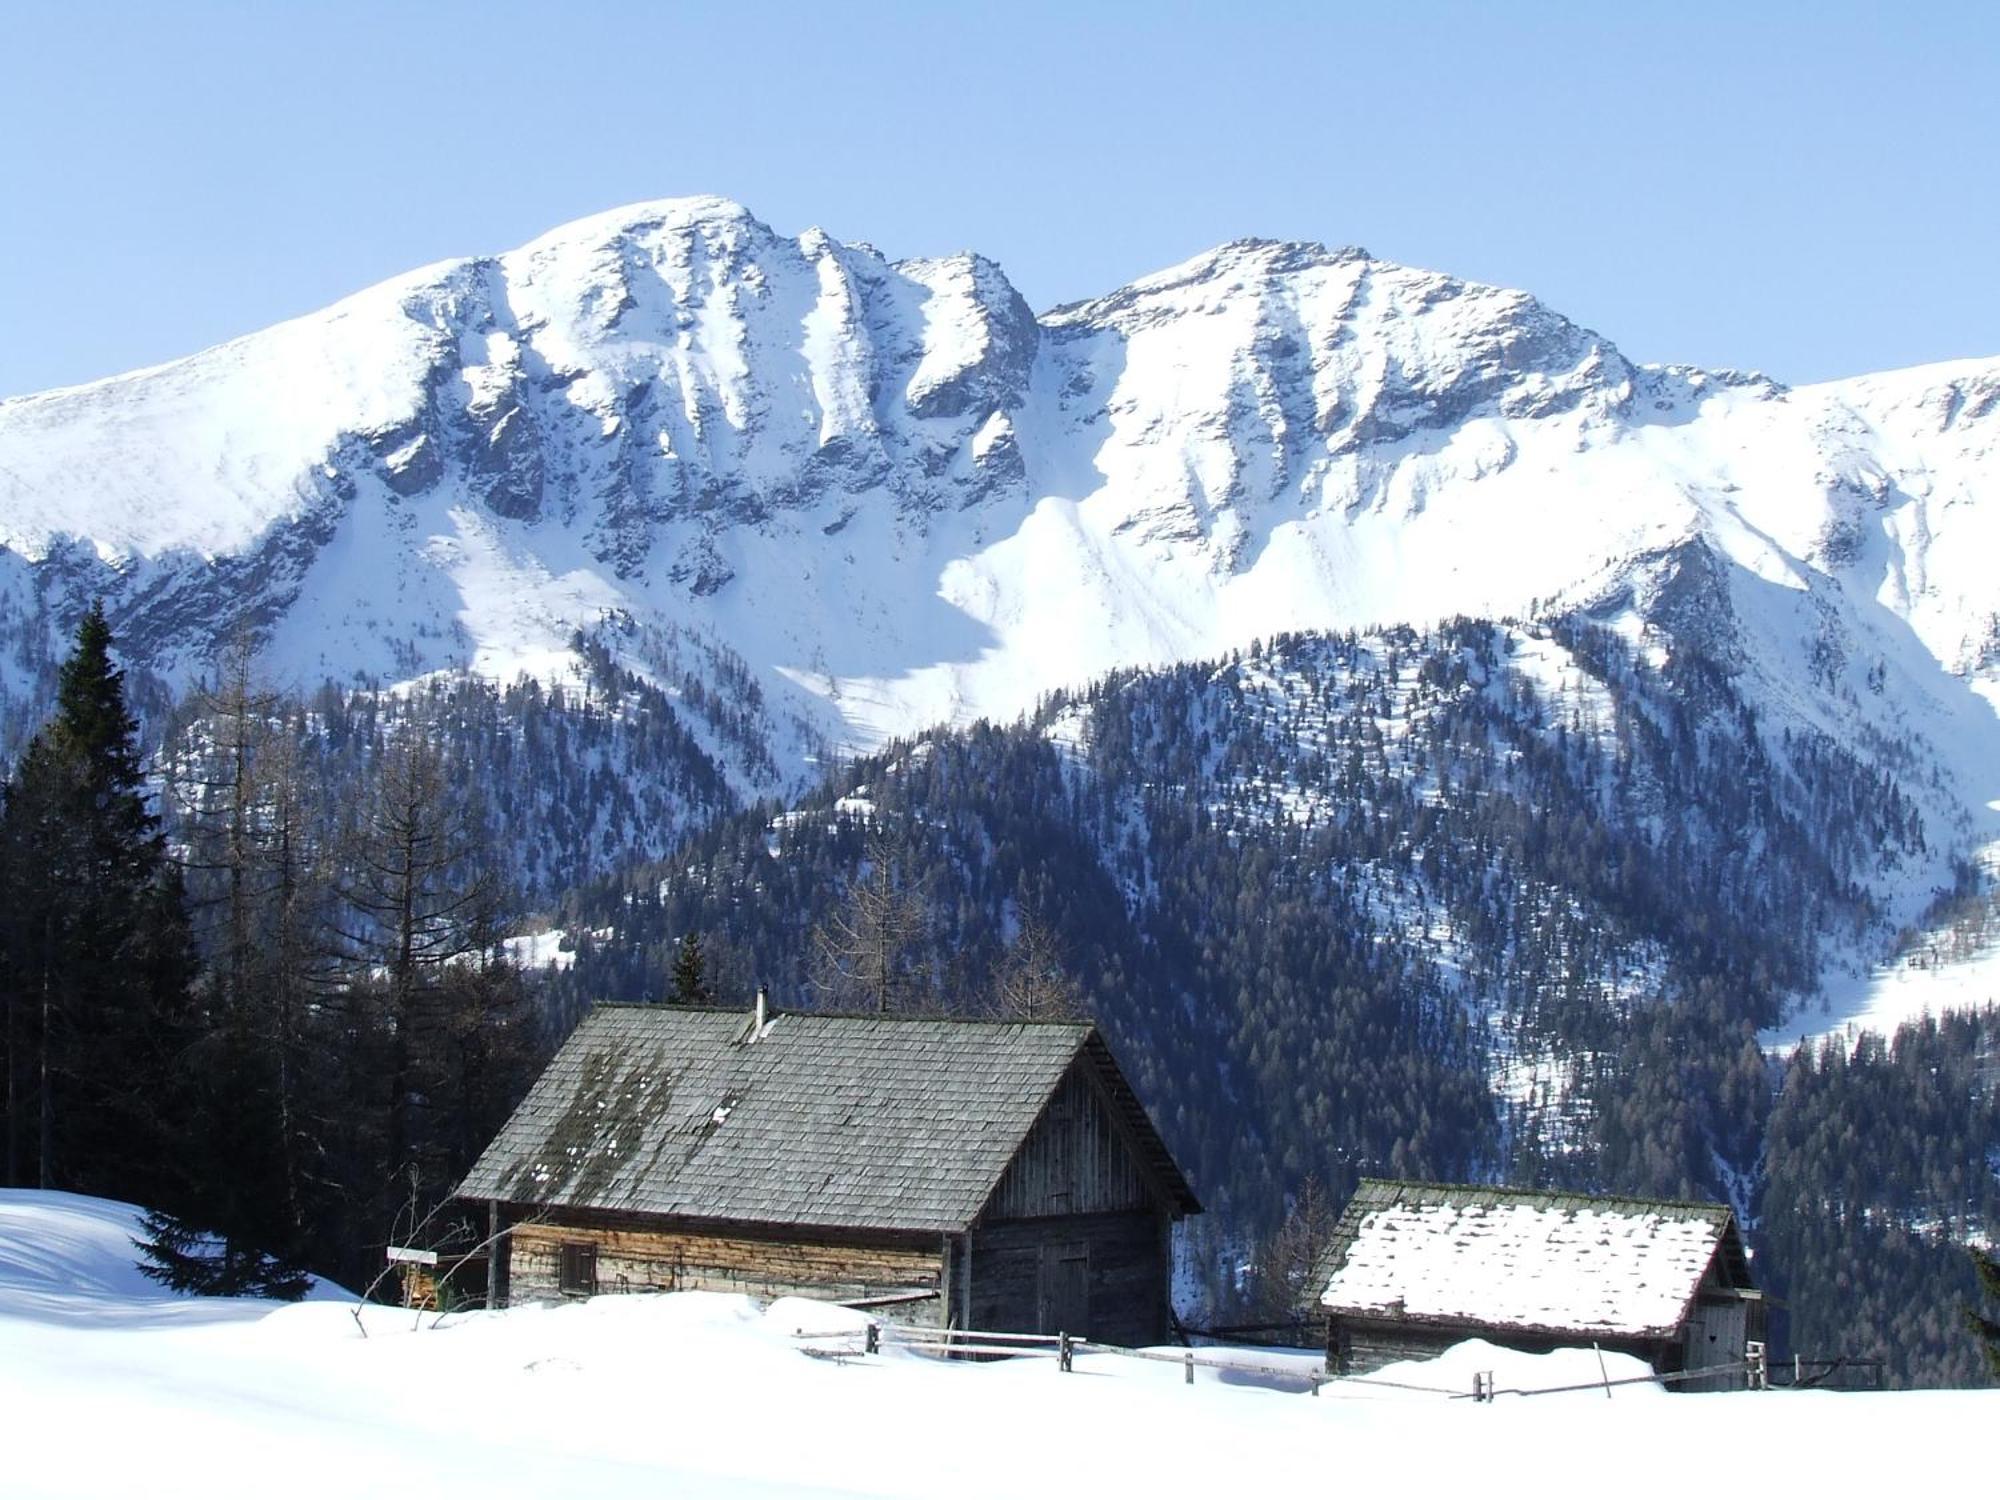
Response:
1039,1242,1090,1337
1682,1297,1748,1389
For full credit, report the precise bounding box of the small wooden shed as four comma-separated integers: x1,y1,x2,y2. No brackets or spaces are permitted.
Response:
1313,1179,1764,1391
458,1003,1199,1345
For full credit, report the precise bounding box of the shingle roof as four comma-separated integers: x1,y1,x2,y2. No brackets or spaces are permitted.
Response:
458,1006,1193,1233
1314,1179,1746,1341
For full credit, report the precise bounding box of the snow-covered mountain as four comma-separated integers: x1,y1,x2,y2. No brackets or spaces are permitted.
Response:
3,196,1998,955
7,202,1998,1364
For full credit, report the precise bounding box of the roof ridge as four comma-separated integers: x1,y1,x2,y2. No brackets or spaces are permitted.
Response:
589,1001,1095,1029
1354,1176,1733,1217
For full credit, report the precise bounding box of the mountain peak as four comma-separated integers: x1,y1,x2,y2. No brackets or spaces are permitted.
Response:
510,194,768,257
2,195,1997,822
1044,237,1374,324
1204,236,1374,269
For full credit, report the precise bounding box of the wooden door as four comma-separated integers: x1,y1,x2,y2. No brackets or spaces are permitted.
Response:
1039,1241,1090,1336
1681,1297,1748,1390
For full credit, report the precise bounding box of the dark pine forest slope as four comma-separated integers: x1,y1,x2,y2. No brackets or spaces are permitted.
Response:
540,615,1998,1384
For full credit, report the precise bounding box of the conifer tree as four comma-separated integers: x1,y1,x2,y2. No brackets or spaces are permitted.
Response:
0,602,196,1204
1968,1246,2000,1380
137,1205,311,1299
669,932,716,1006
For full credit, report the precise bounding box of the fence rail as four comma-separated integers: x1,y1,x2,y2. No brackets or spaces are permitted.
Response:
1448,1357,1758,1401
788,1320,1874,1400
788,1322,1452,1393
1769,1354,1886,1390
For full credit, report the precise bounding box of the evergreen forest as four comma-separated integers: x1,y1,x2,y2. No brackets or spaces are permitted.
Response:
1,607,1995,1384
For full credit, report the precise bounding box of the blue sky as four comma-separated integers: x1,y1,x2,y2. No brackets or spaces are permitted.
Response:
2,1,1995,396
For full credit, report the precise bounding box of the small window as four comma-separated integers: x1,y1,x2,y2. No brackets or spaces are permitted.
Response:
558,1241,598,1297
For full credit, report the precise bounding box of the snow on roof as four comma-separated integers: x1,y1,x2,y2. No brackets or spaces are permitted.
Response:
1317,1180,1742,1341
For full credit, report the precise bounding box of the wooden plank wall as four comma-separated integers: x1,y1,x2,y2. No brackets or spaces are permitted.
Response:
1332,1317,1667,1381
509,1217,947,1327
967,1209,1168,1347
1330,1318,1463,1375
985,1066,1150,1221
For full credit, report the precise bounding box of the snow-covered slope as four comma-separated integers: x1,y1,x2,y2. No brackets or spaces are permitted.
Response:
3,1190,1991,1499
0,1189,205,1317
2,197,1998,1017
1770,860,2000,1046
0,1189,345,1328
0,197,1990,752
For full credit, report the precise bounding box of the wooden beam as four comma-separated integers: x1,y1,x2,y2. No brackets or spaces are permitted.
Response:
487,1200,505,1310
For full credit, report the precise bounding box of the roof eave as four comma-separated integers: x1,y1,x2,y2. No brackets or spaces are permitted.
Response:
1322,1305,1681,1344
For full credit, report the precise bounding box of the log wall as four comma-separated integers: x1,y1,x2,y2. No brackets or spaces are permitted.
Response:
508,1213,948,1327
1328,1317,1464,1375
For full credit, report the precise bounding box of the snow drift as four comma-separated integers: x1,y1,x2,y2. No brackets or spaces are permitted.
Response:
3,1190,1990,1499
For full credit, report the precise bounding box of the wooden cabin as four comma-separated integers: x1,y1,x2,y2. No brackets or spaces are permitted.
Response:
1313,1179,1764,1391
457,1003,1199,1346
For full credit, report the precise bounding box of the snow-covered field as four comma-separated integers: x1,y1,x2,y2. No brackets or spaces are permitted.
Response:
1770,939,2000,1049
1766,851,2000,1048
2,1191,1988,1498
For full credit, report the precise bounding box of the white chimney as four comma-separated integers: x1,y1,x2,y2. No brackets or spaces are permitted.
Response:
753,985,767,1036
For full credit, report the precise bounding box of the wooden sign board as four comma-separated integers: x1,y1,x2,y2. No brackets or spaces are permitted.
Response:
386,1245,439,1266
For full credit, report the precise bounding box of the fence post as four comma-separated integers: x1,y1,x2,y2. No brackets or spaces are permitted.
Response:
1592,1341,1613,1399
1185,1349,1195,1386
1059,1331,1073,1373
865,1322,880,1356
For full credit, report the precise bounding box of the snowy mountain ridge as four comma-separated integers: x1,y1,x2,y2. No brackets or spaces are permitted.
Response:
2,197,1998,961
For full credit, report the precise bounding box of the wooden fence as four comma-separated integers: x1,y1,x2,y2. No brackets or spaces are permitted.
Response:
789,1322,1844,1400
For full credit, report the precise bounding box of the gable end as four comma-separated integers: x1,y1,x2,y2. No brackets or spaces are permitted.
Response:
981,1063,1152,1220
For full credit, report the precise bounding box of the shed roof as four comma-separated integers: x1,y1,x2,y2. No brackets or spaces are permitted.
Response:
1315,1179,1749,1342
459,1006,1197,1234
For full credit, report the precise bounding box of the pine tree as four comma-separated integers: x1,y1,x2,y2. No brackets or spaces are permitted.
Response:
669,932,716,1007
0,602,197,1204
135,1206,310,1299
1967,1246,2000,1381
